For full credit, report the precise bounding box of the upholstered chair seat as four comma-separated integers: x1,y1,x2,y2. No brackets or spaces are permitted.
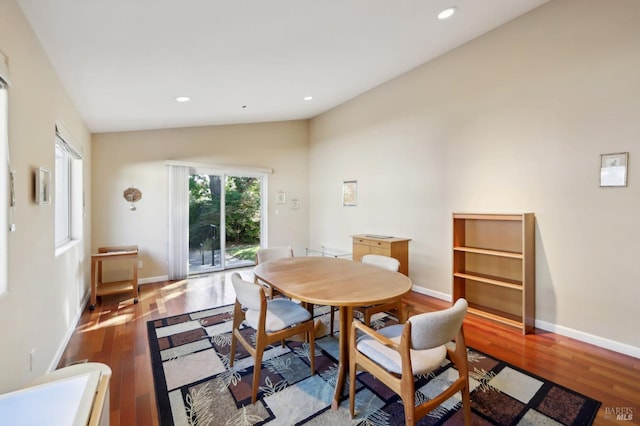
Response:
355,324,447,375
244,298,312,332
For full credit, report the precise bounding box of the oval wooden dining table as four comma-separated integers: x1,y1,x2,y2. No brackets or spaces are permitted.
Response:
253,256,413,409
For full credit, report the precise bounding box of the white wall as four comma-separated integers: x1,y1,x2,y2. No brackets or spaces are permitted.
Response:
92,121,310,279
309,0,640,355
0,0,92,392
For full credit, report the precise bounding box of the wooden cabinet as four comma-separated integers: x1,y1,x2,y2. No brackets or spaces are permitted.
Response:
452,213,535,334
352,235,411,276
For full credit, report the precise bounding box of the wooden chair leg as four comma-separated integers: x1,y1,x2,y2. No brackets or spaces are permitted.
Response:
364,311,372,328
251,345,264,404
230,302,243,367
452,330,472,426
307,304,314,342
349,347,357,417
301,302,315,342
230,330,238,367
402,389,416,426
404,404,415,426
461,381,472,426
308,326,316,375
330,307,335,336
396,302,405,323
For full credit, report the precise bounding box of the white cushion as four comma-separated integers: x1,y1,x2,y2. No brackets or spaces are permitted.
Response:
356,324,447,375
362,254,400,272
256,247,292,263
245,298,311,332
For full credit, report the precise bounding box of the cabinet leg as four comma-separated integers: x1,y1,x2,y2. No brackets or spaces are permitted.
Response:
89,304,96,311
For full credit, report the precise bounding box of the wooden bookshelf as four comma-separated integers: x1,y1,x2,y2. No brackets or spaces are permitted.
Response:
452,213,535,334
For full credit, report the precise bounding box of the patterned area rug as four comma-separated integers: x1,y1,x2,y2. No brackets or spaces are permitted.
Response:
147,305,600,425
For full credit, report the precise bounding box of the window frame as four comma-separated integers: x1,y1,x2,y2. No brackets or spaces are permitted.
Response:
54,127,83,255
0,79,8,295
55,137,72,247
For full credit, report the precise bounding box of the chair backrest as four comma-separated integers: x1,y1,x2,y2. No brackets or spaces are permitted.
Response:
362,254,400,272
408,298,468,350
231,272,264,311
256,246,293,264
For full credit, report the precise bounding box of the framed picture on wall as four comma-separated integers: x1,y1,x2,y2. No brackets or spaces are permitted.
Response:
600,152,628,187
35,167,51,204
342,180,357,206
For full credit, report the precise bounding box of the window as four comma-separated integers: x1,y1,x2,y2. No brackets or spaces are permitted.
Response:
54,126,82,251
55,138,71,246
0,78,7,294
1,50,9,295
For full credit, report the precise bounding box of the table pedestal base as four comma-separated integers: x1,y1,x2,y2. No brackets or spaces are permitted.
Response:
331,306,353,409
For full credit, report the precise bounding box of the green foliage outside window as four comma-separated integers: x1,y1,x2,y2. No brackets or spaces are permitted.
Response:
189,175,261,252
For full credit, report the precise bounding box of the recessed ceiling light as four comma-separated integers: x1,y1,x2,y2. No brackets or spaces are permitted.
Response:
175,96,190,102
437,7,456,20
303,96,313,101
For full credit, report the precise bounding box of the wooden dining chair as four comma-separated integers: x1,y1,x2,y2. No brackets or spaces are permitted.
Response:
329,254,404,336
229,272,316,404
254,246,293,298
349,298,471,426
356,254,403,323
329,254,402,335
255,246,317,324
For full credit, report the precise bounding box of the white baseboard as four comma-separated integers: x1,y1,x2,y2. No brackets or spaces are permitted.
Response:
535,319,640,359
410,285,452,302
139,275,169,285
411,285,640,358
48,291,91,373
50,275,167,373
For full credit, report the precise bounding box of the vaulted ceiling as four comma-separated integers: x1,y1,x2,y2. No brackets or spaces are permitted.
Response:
18,0,549,133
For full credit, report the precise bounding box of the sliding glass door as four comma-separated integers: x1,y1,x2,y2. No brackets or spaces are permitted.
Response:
188,171,263,275
189,173,223,274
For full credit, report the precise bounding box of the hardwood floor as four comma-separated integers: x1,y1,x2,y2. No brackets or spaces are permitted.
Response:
59,270,640,425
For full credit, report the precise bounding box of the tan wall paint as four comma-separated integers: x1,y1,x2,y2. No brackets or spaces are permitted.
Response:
92,121,309,279
310,0,640,352
0,0,92,392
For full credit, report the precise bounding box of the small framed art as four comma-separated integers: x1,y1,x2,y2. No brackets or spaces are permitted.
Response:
600,152,628,187
342,180,357,206
36,167,51,204
275,191,286,204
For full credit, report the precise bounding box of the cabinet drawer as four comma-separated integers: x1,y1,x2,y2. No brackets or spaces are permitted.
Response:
354,238,391,249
